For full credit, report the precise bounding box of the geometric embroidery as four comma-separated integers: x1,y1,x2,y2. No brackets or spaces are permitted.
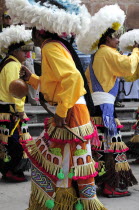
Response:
32,165,55,193
96,152,103,160
115,153,127,163
79,185,96,198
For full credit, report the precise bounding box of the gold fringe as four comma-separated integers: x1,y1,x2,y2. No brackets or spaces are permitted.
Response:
115,161,130,172
28,182,77,210
130,135,139,143
0,113,11,121
1,135,9,144
74,162,96,177
81,197,107,210
0,144,6,159
91,117,122,127
91,117,103,126
97,161,105,171
115,118,122,126
21,132,31,141
109,142,128,151
29,181,53,208
47,122,94,141
25,140,61,176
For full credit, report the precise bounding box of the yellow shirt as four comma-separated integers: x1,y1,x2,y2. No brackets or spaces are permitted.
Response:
124,64,139,82
28,41,86,118
86,45,139,93
0,55,25,112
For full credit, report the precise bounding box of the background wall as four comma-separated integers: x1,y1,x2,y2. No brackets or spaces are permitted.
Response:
0,0,139,29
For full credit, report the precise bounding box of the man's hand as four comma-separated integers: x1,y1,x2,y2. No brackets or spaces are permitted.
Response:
133,41,139,49
20,65,32,81
54,114,66,127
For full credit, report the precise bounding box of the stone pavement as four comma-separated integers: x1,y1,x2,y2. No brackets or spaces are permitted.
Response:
0,160,139,210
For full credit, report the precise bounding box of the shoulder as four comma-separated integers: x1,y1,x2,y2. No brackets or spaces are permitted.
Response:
43,41,66,53
4,61,20,73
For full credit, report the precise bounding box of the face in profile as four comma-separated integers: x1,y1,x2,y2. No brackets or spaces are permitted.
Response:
12,49,29,63
107,35,119,49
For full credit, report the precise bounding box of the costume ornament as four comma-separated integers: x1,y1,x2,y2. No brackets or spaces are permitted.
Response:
119,29,139,52
76,4,126,54
0,25,32,54
5,0,91,35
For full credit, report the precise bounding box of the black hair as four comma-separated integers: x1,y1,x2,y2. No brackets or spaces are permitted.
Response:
98,28,115,48
0,41,25,69
8,42,25,54
32,27,94,115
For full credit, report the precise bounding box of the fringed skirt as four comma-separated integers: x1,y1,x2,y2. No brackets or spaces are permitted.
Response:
91,105,138,189
23,102,107,210
126,110,139,158
0,104,31,175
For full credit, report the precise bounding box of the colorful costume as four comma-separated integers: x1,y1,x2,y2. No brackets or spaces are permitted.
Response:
77,4,139,197
5,0,106,209
0,25,32,181
119,29,139,163
23,39,106,210
85,47,138,194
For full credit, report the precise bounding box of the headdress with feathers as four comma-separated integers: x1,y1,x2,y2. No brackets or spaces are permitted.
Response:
119,29,139,52
0,25,32,54
5,0,91,36
76,4,126,54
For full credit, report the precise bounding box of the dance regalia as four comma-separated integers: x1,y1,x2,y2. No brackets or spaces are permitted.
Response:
86,51,138,191
124,67,139,162
0,56,32,180
23,40,106,210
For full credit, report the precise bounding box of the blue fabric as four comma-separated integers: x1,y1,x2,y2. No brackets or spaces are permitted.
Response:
89,54,119,136
28,0,80,14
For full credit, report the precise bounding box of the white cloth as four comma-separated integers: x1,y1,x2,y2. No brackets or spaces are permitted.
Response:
91,92,115,106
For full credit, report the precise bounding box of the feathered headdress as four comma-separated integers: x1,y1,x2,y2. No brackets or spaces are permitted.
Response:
5,0,91,36
76,4,126,54
119,29,139,52
0,25,32,54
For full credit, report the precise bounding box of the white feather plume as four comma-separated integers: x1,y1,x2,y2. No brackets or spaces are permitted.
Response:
119,29,139,52
5,0,91,35
0,25,32,53
76,4,126,54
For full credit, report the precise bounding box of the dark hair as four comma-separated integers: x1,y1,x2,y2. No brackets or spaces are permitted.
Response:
32,27,94,115
0,42,25,69
98,28,115,48
8,42,25,54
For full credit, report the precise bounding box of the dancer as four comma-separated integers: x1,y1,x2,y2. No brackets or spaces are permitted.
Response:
119,29,139,164
6,0,106,209
77,4,138,198
0,25,32,182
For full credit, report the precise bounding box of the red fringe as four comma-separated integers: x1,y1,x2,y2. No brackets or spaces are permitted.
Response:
22,144,58,182
72,172,98,180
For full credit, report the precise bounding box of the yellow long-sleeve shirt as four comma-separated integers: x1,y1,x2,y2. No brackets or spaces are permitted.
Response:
28,41,86,118
0,55,25,112
86,45,139,93
124,65,139,82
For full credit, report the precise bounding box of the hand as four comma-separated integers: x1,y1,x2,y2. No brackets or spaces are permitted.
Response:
20,65,32,81
133,41,139,49
17,112,25,120
54,114,66,127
